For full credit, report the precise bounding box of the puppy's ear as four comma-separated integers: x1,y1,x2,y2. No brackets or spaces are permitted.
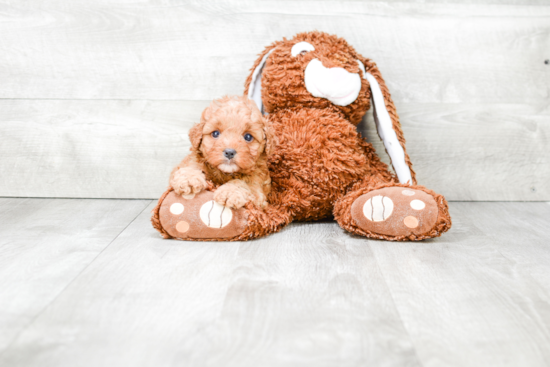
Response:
246,97,276,157
188,121,205,150
188,106,211,150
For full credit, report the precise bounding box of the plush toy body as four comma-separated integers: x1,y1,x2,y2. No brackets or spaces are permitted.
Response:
153,31,451,241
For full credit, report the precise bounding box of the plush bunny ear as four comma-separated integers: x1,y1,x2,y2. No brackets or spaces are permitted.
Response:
358,59,417,185
245,47,276,115
188,121,205,150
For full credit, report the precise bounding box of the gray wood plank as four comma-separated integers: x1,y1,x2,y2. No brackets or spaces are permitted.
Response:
177,222,421,367
2,200,550,366
0,1,548,103
370,202,550,367
1,100,548,200
0,198,150,354
0,202,421,367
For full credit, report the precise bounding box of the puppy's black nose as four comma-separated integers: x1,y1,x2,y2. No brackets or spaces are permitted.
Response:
223,148,237,160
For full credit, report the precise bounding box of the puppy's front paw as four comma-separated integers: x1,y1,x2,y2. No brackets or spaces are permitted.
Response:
214,184,252,209
170,168,207,196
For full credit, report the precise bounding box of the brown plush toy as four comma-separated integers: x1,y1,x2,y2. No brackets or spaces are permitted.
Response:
152,31,452,241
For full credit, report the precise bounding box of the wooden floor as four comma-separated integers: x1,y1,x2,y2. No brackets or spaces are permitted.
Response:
1,198,549,367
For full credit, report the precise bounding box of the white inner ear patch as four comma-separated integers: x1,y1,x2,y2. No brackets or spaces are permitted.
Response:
363,195,394,222
170,203,184,215
199,200,233,228
363,71,413,185
291,41,315,57
410,200,426,210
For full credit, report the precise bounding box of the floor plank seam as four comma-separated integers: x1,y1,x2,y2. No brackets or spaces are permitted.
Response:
368,242,427,367
0,199,153,358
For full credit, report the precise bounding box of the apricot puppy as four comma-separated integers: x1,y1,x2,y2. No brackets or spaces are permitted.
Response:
169,95,273,209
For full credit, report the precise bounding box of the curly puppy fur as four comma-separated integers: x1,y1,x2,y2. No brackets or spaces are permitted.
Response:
170,95,274,209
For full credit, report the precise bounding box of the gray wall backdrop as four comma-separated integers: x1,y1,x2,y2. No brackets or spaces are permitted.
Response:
1,0,548,200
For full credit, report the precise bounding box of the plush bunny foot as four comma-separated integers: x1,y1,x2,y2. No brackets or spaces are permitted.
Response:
336,185,451,241
152,189,248,241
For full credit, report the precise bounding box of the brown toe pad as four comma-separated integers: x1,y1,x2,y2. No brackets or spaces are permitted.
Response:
158,190,248,240
351,187,439,238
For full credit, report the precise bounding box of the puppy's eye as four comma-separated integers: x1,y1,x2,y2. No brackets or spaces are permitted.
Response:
211,130,220,138
243,133,254,142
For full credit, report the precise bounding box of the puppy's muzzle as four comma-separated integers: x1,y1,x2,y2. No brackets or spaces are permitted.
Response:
304,58,362,106
223,148,237,160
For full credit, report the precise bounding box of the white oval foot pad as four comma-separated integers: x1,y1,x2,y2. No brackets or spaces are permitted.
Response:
199,200,233,228
363,195,394,221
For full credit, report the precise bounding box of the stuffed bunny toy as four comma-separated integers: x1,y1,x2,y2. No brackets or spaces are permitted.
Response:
152,31,451,241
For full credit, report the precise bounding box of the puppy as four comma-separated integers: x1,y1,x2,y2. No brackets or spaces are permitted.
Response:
169,95,273,209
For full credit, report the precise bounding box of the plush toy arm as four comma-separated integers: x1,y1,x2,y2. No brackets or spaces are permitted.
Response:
359,60,417,185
